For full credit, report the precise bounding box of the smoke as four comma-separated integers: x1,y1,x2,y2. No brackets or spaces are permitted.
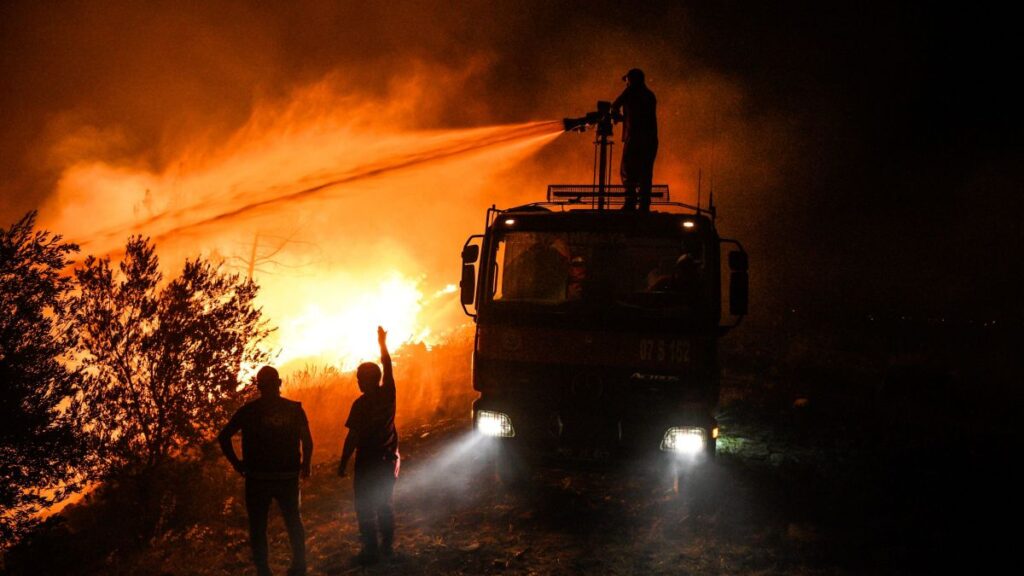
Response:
30,70,563,368
3,1,797,417
7,0,1009,322
6,2,774,235
393,431,490,508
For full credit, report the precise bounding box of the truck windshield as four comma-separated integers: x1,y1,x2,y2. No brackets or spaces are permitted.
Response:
492,231,708,310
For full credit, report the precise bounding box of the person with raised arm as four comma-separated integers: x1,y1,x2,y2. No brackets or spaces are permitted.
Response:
338,326,400,564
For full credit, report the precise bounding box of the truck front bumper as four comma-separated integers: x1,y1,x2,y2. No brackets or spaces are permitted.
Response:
472,397,717,466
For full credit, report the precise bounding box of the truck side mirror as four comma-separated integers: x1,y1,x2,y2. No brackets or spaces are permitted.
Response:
460,264,476,306
728,250,748,316
728,250,748,272
729,270,748,316
459,235,484,317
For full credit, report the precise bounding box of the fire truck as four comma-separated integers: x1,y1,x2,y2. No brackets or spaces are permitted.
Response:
459,102,748,487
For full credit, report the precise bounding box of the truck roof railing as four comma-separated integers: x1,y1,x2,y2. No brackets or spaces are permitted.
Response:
548,184,670,204
543,184,706,215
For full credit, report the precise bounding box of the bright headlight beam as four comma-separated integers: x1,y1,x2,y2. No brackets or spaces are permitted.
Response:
476,410,515,437
660,427,705,455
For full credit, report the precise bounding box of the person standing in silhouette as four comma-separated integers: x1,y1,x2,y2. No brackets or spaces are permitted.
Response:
219,366,313,576
338,326,400,564
612,68,659,211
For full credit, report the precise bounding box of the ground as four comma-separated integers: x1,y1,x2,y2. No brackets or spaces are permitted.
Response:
130,417,846,576
3,315,1015,575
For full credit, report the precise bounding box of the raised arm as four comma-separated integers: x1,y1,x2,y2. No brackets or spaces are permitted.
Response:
378,326,394,393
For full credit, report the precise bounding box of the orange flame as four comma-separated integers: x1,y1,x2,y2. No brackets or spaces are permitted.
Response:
38,77,562,373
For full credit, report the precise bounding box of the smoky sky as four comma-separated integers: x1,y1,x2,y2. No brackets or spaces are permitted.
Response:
1,0,1020,316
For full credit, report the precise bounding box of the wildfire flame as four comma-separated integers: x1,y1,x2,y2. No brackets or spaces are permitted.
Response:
37,77,562,374
273,273,458,371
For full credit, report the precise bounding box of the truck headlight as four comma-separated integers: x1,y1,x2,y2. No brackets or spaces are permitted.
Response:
476,410,516,438
660,427,706,455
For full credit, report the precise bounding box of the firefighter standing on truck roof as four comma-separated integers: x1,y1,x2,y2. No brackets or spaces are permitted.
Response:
338,326,400,565
612,68,659,211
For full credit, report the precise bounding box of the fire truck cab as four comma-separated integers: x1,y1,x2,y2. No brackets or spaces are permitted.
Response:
460,182,748,484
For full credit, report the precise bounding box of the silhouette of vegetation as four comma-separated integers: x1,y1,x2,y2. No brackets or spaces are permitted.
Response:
222,231,323,280
70,236,273,480
0,212,85,544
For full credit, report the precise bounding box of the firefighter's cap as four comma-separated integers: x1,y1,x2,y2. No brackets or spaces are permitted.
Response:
622,68,646,82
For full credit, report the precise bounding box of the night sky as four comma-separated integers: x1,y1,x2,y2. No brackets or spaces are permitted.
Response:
1,1,1020,318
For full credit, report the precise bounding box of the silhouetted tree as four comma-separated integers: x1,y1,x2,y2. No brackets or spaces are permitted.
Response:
0,212,85,544
220,230,323,280
70,236,272,477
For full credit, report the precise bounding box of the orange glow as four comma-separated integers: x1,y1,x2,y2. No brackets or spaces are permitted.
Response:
37,76,561,375
274,272,426,371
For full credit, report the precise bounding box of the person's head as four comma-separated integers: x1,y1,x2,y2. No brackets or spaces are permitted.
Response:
255,366,282,397
356,362,382,394
622,68,646,87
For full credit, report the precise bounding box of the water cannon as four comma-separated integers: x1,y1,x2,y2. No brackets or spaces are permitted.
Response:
563,100,615,136
562,100,619,209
